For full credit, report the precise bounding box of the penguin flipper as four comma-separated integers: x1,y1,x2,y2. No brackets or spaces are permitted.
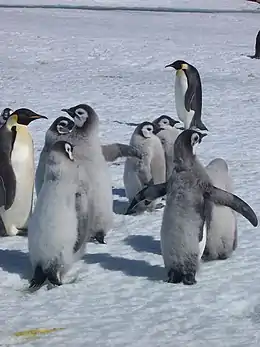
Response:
0,166,16,210
184,84,195,113
125,183,167,215
102,143,142,162
113,120,140,126
205,186,258,227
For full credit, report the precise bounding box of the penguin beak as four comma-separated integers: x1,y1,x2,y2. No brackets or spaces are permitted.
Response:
28,114,48,120
165,63,174,68
61,108,75,118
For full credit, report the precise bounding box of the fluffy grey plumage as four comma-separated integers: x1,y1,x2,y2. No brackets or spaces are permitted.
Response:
203,158,237,261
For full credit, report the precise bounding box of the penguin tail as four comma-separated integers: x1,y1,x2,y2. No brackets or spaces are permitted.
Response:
189,118,208,131
29,264,62,291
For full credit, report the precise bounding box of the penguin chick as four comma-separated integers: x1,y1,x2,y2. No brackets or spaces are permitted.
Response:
0,108,13,128
153,115,182,181
165,60,208,131
203,158,238,261
35,116,75,196
28,141,79,291
61,103,113,247
126,130,258,285
0,108,48,236
123,121,166,213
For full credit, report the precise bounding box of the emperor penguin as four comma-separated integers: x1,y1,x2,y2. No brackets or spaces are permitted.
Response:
249,30,260,59
28,141,81,290
203,158,238,261
123,121,166,213
0,108,47,236
61,104,113,245
125,130,258,285
152,115,182,181
0,108,13,128
35,116,75,197
165,60,208,131
0,113,19,235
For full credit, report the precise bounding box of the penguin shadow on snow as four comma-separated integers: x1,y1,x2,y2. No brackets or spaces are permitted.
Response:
124,235,161,256
85,253,165,282
112,187,129,215
0,248,31,280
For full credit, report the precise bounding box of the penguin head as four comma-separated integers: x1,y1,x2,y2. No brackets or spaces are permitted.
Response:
10,108,48,126
153,115,180,130
174,129,207,158
139,122,155,138
165,60,189,71
51,140,74,161
0,108,14,123
61,104,93,128
50,116,75,135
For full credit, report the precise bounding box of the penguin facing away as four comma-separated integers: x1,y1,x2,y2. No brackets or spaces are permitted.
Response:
0,108,13,128
35,116,75,197
28,141,80,290
153,115,182,181
0,114,19,235
165,60,208,131
249,30,260,59
0,108,48,236
203,158,238,261
61,104,113,246
126,130,258,285
123,121,166,213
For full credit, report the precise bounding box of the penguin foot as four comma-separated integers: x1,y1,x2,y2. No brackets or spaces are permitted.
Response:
92,231,106,244
182,273,197,285
167,269,183,284
155,202,165,210
6,225,19,236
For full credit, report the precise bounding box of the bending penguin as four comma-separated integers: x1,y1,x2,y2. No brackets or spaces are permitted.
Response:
28,141,81,290
123,121,166,213
249,30,260,59
61,104,113,245
0,108,47,236
203,158,238,261
165,60,208,131
153,115,182,181
126,129,258,285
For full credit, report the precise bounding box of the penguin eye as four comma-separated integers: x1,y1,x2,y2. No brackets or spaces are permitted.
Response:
59,120,68,127
163,119,169,124
64,143,74,161
191,133,200,145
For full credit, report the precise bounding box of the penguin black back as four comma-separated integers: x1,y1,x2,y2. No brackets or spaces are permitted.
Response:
253,30,260,58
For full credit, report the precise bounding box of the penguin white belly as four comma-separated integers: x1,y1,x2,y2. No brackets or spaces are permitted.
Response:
175,71,194,129
2,128,34,235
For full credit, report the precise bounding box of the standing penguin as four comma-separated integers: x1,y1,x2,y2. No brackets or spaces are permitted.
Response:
0,108,47,236
61,104,113,245
126,130,258,285
153,115,182,181
123,121,166,213
249,30,260,59
0,108,13,128
35,116,75,197
165,60,208,131
28,141,81,290
0,114,19,236
203,158,238,261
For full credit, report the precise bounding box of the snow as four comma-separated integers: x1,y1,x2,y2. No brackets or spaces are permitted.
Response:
0,4,260,346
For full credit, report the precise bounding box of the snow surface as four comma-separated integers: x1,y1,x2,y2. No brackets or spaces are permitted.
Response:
0,5,260,347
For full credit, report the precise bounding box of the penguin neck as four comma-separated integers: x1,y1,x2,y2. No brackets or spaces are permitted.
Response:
174,141,195,167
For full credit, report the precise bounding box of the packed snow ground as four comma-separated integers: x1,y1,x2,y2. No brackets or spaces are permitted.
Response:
0,5,260,347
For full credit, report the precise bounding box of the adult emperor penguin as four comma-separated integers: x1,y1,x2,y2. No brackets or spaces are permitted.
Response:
165,60,208,131
123,121,166,213
61,103,113,245
153,115,182,180
0,113,19,236
249,30,260,59
126,130,258,285
0,108,13,128
0,108,48,236
28,141,81,290
203,158,238,261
